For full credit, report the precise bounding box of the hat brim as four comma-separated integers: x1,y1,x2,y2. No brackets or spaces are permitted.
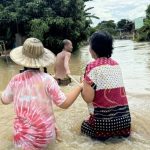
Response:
10,46,56,68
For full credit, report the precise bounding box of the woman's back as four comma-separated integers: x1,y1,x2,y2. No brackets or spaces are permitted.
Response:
85,57,128,108
2,70,66,149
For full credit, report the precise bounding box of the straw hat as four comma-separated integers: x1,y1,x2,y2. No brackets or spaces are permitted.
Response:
10,38,56,68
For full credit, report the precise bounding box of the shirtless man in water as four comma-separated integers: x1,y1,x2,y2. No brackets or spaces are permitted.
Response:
54,39,73,83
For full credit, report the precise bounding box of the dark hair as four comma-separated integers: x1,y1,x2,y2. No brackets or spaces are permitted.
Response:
19,67,48,73
89,31,113,58
43,67,47,73
19,67,40,73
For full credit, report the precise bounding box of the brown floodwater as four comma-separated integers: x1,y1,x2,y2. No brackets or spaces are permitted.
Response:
0,40,150,150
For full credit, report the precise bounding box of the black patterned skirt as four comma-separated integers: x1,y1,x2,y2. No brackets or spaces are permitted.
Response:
81,105,131,141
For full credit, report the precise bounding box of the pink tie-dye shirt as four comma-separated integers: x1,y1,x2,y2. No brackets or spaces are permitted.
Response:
2,70,66,150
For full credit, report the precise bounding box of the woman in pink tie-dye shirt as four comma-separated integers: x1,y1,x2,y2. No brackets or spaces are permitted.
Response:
1,38,83,150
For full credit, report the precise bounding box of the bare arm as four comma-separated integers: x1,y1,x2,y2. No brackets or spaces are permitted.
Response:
81,80,95,103
1,89,13,105
59,84,82,109
0,98,3,104
64,52,71,75
0,92,13,105
1,97,12,105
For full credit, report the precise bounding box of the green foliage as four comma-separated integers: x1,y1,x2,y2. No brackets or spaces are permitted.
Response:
95,20,117,35
0,0,94,53
146,4,150,19
137,19,150,41
117,19,133,32
137,4,150,41
92,19,134,38
30,19,49,41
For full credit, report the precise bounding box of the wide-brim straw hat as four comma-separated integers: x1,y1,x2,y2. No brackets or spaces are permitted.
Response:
10,38,56,68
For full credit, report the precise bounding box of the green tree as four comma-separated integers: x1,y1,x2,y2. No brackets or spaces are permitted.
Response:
96,20,117,35
137,4,150,41
0,0,94,53
146,4,150,19
117,19,133,33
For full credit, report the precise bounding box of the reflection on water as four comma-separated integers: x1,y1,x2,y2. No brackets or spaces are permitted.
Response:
0,40,150,150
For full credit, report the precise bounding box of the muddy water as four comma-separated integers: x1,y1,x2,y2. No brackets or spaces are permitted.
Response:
0,40,150,150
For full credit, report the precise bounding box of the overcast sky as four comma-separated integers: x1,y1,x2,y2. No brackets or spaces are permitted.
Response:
85,0,150,26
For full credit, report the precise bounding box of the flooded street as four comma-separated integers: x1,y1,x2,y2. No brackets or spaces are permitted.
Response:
0,40,150,150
